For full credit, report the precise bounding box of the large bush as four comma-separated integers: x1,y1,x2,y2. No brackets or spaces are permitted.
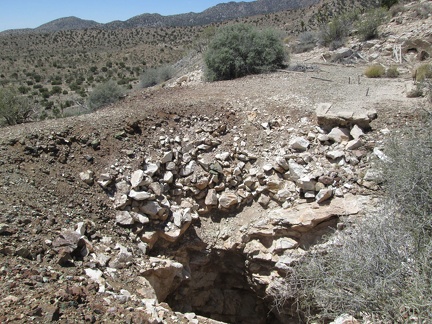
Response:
204,24,287,81
87,80,125,111
275,115,432,322
0,87,34,125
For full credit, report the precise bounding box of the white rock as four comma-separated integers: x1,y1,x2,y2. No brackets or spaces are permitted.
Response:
129,190,153,201
219,192,238,209
315,188,333,203
130,170,145,188
297,176,317,191
289,137,310,151
326,150,345,160
288,160,305,181
205,189,218,206
328,127,350,143
215,152,230,161
79,170,94,185
116,211,135,225
144,163,159,176
346,139,363,150
272,238,299,252
163,171,174,184
350,125,364,139
161,151,173,164
275,156,290,170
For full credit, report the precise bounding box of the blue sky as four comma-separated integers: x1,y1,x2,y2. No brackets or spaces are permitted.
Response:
0,0,255,31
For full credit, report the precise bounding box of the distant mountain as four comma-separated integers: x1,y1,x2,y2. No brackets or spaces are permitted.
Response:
106,0,319,29
1,0,319,35
35,16,101,32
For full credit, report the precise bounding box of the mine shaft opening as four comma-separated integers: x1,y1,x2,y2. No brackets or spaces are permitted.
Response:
165,249,280,324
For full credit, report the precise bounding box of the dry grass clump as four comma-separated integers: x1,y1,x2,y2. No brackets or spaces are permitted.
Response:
415,63,432,82
364,64,385,78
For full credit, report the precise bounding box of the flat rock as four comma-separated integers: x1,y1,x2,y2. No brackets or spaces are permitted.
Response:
218,192,238,209
316,103,377,131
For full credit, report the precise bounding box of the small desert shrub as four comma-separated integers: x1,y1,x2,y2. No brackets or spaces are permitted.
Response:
204,24,287,81
415,63,432,82
87,80,125,111
140,65,174,88
276,116,432,322
364,64,385,78
0,87,34,125
386,66,399,78
356,8,387,41
294,31,318,53
389,3,407,17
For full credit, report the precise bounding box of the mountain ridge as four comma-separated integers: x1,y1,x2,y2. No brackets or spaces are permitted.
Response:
1,0,319,34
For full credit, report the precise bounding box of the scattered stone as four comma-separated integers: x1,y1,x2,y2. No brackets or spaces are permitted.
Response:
129,190,153,201
350,125,364,140
79,170,94,185
205,189,218,206
219,192,238,209
328,127,350,143
289,137,310,151
116,211,135,226
315,188,333,204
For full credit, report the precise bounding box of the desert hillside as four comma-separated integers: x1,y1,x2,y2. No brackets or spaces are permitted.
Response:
0,1,431,323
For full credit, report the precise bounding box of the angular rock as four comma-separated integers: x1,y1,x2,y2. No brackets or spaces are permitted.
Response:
275,156,290,170
141,201,164,217
219,192,238,209
161,151,173,164
272,238,299,252
144,163,159,176
79,170,94,185
163,171,174,184
328,127,350,143
288,160,305,181
289,137,310,152
326,150,345,160
215,152,230,161
315,188,333,204
131,170,145,188
180,161,197,177
296,176,317,191
346,139,363,150
109,244,133,269
350,125,364,140
129,190,153,201
205,189,218,206
116,211,135,226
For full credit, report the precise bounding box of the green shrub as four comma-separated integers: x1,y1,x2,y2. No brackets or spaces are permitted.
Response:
204,24,287,81
356,8,387,41
364,64,385,78
415,63,432,82
386,66,399,78
0,87,34,125
87,80,125,111
140,65,174,88
276,116,432,322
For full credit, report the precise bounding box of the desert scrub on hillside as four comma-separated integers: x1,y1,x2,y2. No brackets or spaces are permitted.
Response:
294,31,319,53
204,24,287,81
356,8,388,41
140,65,175,88
318,10,360,49
273,115,432,322
0,87,35,126
87,80,125,111
364,64,385,78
